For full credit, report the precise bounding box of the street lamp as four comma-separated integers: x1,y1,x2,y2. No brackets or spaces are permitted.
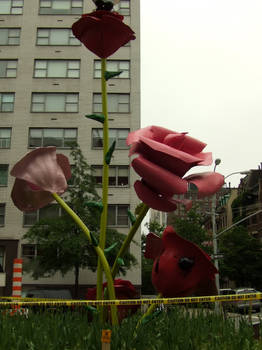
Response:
211,159,221,294
211,164,250,294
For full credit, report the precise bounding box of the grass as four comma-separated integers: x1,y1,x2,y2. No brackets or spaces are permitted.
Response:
0,305,261,349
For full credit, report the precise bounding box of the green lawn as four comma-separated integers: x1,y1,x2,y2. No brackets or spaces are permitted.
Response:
0,306,261,349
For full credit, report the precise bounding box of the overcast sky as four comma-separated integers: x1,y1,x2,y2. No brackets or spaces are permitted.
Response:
140,0,262,187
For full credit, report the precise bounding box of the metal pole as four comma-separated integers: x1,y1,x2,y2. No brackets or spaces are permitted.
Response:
211,167,250,292
212,159,221,297
211,194,220,293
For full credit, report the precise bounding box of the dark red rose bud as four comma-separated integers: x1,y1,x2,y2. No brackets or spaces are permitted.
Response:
72,10,135,58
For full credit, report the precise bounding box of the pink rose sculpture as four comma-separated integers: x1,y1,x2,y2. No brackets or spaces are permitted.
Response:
144,226,218,297
10,147,71,212
127,126,224,212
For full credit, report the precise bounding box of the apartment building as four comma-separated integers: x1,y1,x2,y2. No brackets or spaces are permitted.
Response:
0,0,141,297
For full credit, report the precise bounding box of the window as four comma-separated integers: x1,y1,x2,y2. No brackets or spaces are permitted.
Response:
34,59,80,78
0,60,17,78
21,244,37,261
23,204,61,226
0,0,23,14
0,204,5,226
0,93,15,112
0,165,8,186
92,165,129,187
22,244,44,262
0,128,11,148
92,128,129,149
39,0,83,14
94,60,130,79
31,93,78,112
36,28,79,46
0,28,20,45
108,204,129,226
29,128,77,148
0,247,5,271
114,0,130,15
93,93,130,113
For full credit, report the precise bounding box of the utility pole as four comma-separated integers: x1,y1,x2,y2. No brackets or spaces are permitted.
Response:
212,159,221,294
211,167,250,295
212,193,220,292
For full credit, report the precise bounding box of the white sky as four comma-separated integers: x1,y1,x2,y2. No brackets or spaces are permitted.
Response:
140,0,262,187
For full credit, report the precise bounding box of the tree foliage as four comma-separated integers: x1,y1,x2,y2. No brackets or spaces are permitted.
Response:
141,220,165,295
171,209,212,255
23,144,137,297
219,225,262,290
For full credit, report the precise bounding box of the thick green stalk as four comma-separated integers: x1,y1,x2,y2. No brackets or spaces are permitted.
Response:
136,294,162,329
111,203,149,278
96,58,111,312
52,193,118,325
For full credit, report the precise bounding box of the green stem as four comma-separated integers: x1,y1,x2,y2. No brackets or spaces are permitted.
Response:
136,294,162,329
111,203,149,279
96,58,111,317
52,193,118,325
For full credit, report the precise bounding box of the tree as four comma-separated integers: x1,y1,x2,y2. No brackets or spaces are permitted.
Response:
141,220,165,295
171,209,213,255
219,225,262,290
23,144,137,298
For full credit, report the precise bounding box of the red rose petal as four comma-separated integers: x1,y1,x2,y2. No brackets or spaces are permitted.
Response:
134,180,178,212
152,226,217,297
72,11,135,58
144,233,163,260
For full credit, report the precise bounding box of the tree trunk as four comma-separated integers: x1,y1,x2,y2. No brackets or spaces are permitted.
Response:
74,264,79,299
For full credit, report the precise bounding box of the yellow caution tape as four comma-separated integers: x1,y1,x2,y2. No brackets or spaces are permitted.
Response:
0,293,261,307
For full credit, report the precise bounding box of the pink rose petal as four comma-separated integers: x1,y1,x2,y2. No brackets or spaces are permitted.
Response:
132,138,201,177
10,147,69,194
163,133,206,155
10,147,71,212
185,172,225,198
134,180,178,212
11,179,54,212
132,156,188,196
127,126,224,213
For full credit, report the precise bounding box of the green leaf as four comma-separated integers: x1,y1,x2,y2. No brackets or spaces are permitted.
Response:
104,242,118,254
141,309,162,325
85,114,105,124
105,140,116,165
117,257,125,266
86,305,98,313
84,201,104,213
104,71,123,81
127,210,136,225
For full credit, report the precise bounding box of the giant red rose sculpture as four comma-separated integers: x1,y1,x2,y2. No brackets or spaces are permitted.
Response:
127,126,224,212
144,226,218,297
72,10,135,58
86,279,139,321
10,147,71,212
